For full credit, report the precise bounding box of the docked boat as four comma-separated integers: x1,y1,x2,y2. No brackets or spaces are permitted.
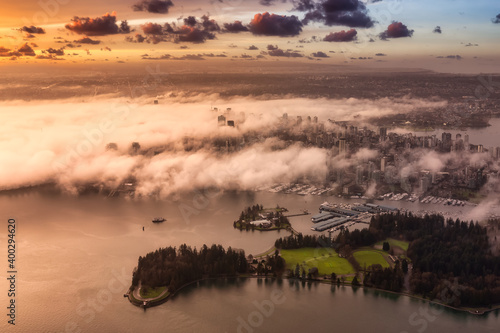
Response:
152,217,166,223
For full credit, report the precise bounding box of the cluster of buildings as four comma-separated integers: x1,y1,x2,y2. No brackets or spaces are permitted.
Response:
209,107,500,197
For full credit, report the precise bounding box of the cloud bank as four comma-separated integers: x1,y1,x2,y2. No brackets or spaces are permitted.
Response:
0,95,448,197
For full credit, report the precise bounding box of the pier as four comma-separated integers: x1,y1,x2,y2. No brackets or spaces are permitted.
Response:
284,211,310,218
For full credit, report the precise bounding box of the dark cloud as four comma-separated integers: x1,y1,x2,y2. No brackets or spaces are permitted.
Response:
125,34,146,43
324,10,374,28
300,0,374,28
17,43,36,56
0,47,12,57
54,38,71,44
180,54,205,60
240,53,253,59
141,22,165,35
142,53,206,60
433,26,442,34
184,16,198,27
464,42,478,47
323,28,357,42
148,35,166,44
142,53,171,60
202,53,227,57
136,23,174,43
24,34,36,39
177,26,216,43
0,43,36,57
379,21,414,39
201,15,220,32
492,14,500,24
223,21,249,33
44,47,65,56
74,37,101,44
35,54,64,60
299,36,320,44
65,13,130,36
120,20,131,34
322,0,360,12
20,26,45,34
248,45,259,50
136,17,217,43
302,10,325,25
312,51,329,58
436,55,462,60
132,0,174,14
267,46,303,57
292,0,316,12
249,12,303,37
375,53,386,56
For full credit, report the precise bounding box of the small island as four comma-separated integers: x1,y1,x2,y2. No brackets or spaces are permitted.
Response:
233,204,291,231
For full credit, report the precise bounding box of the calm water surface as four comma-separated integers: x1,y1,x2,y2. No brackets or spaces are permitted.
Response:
0,190,499,332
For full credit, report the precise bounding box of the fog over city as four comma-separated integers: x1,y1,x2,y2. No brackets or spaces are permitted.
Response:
0,93,447,195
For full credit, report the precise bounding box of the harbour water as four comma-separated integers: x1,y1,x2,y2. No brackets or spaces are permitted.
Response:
406,117,500,148
1,189,499,332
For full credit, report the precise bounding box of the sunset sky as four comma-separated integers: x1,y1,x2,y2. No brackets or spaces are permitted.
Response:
0,0,499,73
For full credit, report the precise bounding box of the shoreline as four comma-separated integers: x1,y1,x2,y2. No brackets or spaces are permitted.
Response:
126,274,500,315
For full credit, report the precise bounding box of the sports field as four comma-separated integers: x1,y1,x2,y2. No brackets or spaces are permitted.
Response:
280,247,355,276
376,238,410,251
353,250,390,269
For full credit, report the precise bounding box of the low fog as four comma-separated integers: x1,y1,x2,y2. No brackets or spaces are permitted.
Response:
0,94,461,198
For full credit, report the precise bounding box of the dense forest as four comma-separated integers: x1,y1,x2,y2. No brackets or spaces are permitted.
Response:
371,213,500,306
132,244,248,292
275,212,500,307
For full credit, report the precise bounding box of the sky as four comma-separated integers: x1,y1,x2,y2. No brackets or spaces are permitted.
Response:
0,0,499,72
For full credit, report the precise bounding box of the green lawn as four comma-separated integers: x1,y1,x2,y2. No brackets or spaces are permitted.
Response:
140,286,168,299
376,238,410,252
353,250,390,269
280,247,355,276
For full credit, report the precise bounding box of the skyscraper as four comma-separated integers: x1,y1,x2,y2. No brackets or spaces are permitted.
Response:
339,138,346,156
217,115,226,126
381,156,387,172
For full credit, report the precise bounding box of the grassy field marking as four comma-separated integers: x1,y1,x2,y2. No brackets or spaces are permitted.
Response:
280,247,355,276
140,286,168,299
376,238,409,252
353,250,390,269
